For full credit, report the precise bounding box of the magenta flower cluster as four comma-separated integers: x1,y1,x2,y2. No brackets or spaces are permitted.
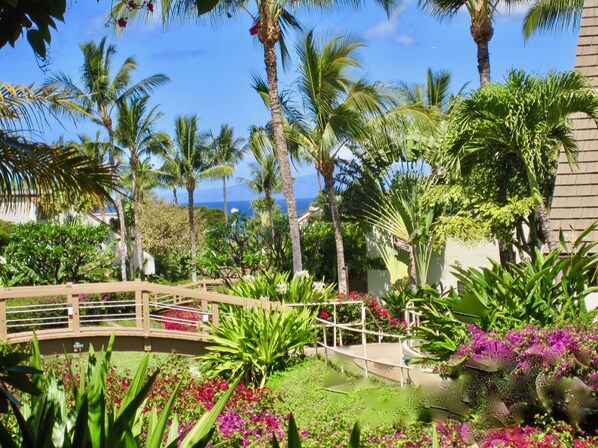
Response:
449,325,598,382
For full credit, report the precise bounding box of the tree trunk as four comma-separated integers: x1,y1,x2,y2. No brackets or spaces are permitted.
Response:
262,40,303,273
188,186,197,282
173,188,178,206
396,239,417,286
223,176,228,223
266,192,276,242
536,202,559,252
476,40,491,87
106,122,127,281
132,161,144,280
128,237,135,278
498,239,516,267
323,172,348,294
471,17,493,87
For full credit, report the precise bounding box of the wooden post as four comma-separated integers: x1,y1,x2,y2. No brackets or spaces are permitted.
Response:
142,291,150,336
0,300,7,340
261,296,270,310
67,283,80,336
135,288,143,329
212,303,219,327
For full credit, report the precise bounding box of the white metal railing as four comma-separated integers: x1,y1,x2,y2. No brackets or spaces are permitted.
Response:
291,300,412,386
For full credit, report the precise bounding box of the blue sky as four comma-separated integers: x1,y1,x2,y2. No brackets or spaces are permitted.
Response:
1,0,578,201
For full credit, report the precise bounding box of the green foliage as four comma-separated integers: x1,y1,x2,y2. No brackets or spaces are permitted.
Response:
226,271,336,303
140,198,219,281
198,213,263,278
2,334,241,448
0,0,66,58
267,357,421,437
410,227,598,361
0,219,14,248
201,305,316,386
3,221,113,285
302,220,376,282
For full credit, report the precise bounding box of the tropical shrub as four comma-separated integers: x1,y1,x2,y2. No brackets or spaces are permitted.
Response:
198,213,264,279
140,198,219,281
439,325,598,431
226,271,336,303
302,220,377,284
2,335,240,448
201,305,316,386
409,230,598,361
0,219,14,249
3,221,113,285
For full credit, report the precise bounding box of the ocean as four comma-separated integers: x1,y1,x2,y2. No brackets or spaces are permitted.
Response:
194,197,315,216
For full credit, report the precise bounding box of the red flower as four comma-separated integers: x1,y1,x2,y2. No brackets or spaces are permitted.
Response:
128,0,136,7
118,17,128,27
147,1,154,11
319,309,329,320
249,22,260,35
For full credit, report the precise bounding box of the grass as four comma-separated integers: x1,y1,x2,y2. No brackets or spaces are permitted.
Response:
266,356,421,434
44,350,194,378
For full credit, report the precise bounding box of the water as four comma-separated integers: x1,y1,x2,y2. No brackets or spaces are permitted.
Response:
195,197,315,216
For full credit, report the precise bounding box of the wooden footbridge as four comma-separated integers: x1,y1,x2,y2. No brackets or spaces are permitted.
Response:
0,280,419,384
0,280,284,355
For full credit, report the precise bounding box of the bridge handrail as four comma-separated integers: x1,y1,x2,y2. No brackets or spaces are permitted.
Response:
0,281,286,343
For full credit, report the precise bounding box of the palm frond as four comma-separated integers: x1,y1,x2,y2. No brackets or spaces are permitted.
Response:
523,0,582,39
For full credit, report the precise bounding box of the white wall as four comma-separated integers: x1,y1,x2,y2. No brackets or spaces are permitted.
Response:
0,203,37,223
427,239,500,290
367,238,500,297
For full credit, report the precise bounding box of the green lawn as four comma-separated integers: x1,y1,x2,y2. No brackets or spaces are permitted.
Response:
266,356,421,433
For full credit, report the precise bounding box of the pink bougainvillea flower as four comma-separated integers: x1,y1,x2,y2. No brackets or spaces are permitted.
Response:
249,23,260,36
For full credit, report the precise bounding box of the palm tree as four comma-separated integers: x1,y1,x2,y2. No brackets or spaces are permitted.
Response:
112,0,401,274
202,124,247,223
286,32,391,293
523,0,582,39
158,157,183,205
0,82,113,207
240,126,283,240
418,0,523,86
45,37,169,281
166,115,211,282
116,96,170,279
442,69,598,251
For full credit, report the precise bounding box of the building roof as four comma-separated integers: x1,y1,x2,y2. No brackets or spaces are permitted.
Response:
551,0,598,244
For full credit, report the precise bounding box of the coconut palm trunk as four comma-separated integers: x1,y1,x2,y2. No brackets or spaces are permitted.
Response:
106,122,128,281
262,39,303,273
536,202,558,251
187,182,198,282
323,170,348,293
173,188,178,205
265,191,276,242
131,161,145,280
222,176,228,223
472,17,493,86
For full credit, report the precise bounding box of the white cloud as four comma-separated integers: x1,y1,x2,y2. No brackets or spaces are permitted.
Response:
364,19,398,39
363,8,415,46
396,33,414,45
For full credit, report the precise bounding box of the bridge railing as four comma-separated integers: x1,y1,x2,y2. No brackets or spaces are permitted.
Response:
0,281,283,344
290,300,411,386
